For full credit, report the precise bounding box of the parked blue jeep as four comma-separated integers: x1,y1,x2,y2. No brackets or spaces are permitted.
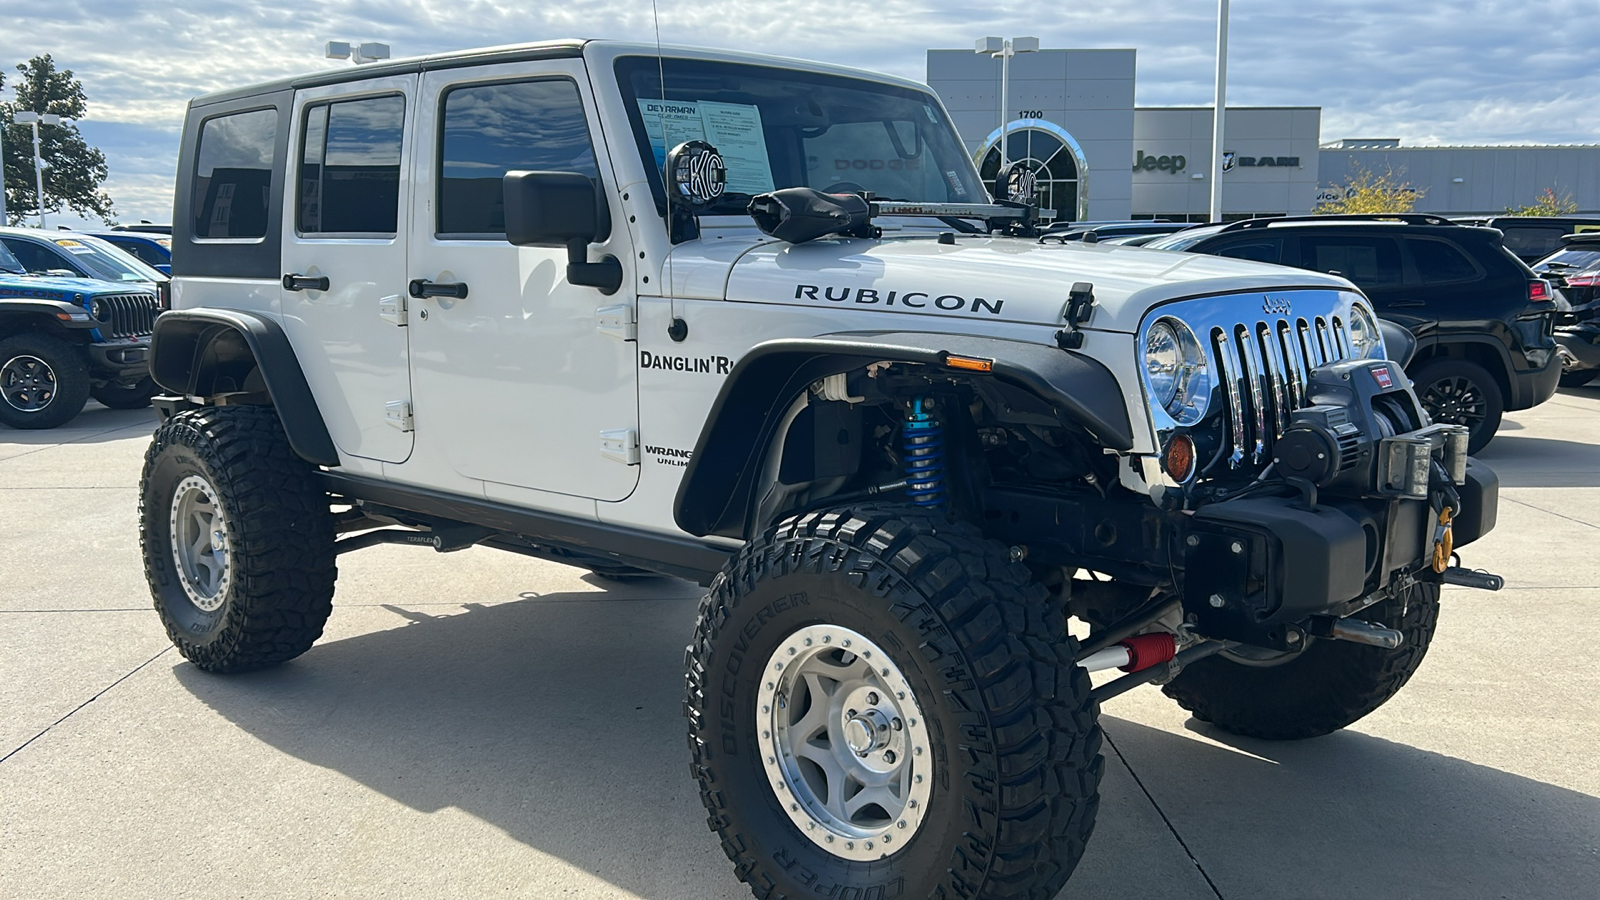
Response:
0,240,160,429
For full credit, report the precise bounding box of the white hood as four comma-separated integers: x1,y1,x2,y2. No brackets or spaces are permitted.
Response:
702,233,1356,335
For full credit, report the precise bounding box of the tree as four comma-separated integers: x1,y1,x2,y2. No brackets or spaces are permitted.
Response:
1,55,116,225
1314,163,1424,215
1506,188,1579,216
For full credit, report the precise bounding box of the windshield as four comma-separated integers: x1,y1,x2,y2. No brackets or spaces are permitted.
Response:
0,241,21,274
58,235,164,283
1144,227,1224,251
616,57,987,215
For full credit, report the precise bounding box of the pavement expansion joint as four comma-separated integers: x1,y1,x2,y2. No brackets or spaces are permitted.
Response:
1103,729,1227,900
0,646,172,766
1502,495,1600,530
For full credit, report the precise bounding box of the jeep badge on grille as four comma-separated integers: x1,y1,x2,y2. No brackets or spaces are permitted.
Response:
1263,295,1292,315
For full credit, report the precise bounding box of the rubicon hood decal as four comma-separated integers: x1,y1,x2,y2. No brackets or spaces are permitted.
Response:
793,284,1006,316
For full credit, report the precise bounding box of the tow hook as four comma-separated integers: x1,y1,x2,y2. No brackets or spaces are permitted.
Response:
1438,567,1505,591
1306,615,1404,649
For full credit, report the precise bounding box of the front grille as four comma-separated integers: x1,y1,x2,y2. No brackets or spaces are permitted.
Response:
92,292,159,338
1212,314,1354,468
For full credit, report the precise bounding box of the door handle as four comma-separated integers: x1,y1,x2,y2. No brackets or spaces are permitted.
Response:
282,273,330,292
409,278,469,300
1389,300,1425,308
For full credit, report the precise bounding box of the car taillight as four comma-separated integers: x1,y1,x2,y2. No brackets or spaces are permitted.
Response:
1565,273,1599,288
156,281,171,310
1529,279,1553,302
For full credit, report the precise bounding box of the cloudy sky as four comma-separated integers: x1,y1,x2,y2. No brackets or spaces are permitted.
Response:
2,0,1597,226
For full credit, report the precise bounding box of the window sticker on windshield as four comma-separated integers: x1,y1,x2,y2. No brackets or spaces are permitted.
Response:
637,99,775,195
944,170,968,199
924,105,939,123
53,240,95,254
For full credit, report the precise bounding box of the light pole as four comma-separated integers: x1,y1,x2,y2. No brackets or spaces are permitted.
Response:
1209,0,1230,223
14,111,61,229
325,41,392,65
975,36,1039,169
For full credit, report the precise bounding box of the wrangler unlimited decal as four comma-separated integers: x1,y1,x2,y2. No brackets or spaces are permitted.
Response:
794,284,1005,316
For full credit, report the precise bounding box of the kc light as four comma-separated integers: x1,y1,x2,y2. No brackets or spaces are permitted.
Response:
1347,303,1384,359
1144,317,1210,424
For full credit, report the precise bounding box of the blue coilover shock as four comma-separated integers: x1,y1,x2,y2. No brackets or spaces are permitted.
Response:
903,396,946,509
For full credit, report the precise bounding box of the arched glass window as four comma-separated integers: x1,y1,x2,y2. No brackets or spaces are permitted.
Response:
975,121,1089,222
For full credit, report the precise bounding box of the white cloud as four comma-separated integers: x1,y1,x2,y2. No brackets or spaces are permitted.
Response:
4,0,1597,225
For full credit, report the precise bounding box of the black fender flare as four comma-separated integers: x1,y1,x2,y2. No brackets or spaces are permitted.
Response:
673,331,1134,539
150,309,339,467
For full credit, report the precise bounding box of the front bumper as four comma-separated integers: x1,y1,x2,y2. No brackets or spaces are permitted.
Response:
1183,460,1497,647
86,337,151,381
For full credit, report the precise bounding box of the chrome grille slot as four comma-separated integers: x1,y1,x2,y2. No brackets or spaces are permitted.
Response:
1212,326,1248,469
1210,311,1356,470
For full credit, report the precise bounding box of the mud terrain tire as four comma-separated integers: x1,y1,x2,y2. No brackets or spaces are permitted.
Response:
140,405,336,672
1162,583,1440,740
686,504,1102,900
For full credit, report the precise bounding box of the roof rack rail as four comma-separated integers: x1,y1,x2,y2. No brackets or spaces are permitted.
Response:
1219,213,1456,232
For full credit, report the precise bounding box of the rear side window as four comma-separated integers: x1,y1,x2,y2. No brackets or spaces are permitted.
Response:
193,108,278,239
1215,238,1284,264
437,79,598,237
1407,238,1481,284
1300,235,1402,288
297,94,406,235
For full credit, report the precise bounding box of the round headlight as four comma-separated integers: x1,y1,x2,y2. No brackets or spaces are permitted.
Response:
90,299,107,321
1145,321,1182,408
1144,317,1211,424
1348,304,1383,358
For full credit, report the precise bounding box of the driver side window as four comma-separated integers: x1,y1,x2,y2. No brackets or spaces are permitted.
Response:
1,239,78,276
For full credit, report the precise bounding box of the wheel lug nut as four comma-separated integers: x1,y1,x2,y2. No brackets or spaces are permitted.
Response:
866,692,879,705
883,750,896,764
892,718,902,730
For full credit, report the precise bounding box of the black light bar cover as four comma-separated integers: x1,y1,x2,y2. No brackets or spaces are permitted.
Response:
747,188,872,243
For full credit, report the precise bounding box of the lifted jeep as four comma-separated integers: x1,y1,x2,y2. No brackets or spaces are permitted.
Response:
140,40,1500,900
0,240,160,428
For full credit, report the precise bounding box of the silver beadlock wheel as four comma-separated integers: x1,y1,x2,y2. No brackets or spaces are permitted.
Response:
757,624,933,861
168,474,232,612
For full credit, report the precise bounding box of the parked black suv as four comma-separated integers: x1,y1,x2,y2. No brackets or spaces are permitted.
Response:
1453,215,1600,265
1536,233,1600,386
1145,215,1560,452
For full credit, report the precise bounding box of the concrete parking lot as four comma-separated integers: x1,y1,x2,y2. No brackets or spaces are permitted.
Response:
2,396,1597,899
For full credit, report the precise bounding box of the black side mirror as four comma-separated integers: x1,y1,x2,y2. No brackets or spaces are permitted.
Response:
503,171,600,247
502,171,622,295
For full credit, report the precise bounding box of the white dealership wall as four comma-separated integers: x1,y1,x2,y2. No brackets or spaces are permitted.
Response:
927,48,1318,221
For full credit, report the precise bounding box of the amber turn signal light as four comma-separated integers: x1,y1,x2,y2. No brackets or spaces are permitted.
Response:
1162,434,1196,482
944,354,994,372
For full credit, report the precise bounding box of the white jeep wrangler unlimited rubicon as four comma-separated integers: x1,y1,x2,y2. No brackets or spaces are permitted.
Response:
141,40,1501,899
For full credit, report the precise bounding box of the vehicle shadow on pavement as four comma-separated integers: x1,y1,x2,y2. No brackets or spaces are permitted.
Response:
170,587,1600,899
1473,434,1600,487
1099,715,1600,899
171,583,749,899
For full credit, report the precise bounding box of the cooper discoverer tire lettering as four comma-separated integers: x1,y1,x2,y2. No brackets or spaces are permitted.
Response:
1161,582,1440,740
140,405,336,672
685,504,1102,900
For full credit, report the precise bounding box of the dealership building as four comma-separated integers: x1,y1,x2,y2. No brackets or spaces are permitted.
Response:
926,47,1600,223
